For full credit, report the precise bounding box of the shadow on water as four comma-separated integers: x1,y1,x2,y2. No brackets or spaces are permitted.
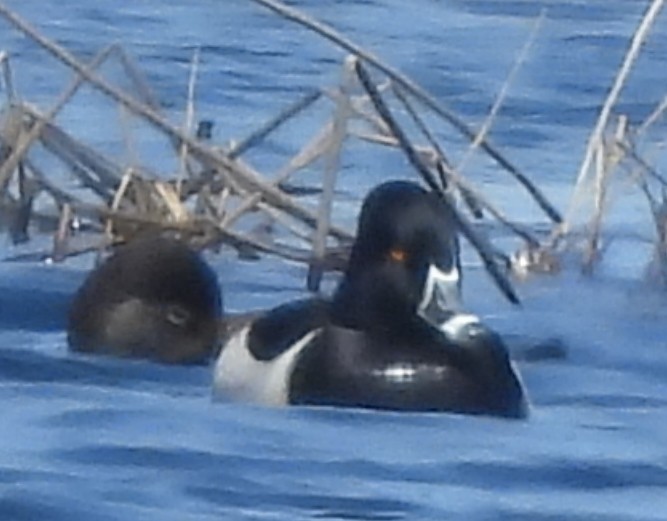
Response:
0,494,118,521
0,346,209,395
33,440,419,519
0,287,71,331
0,262,82,331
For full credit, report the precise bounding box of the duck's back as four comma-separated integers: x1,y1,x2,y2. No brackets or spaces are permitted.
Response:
288,322,527,418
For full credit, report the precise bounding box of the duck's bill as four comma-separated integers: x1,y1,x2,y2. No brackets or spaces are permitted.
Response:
418,263,462,324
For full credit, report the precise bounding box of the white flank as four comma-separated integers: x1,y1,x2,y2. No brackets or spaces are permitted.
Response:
213,325,320,406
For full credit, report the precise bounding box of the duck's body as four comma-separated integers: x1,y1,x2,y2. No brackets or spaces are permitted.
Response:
68,235,222,364
215,300,526,418
291,318,526,417
214,181,528,418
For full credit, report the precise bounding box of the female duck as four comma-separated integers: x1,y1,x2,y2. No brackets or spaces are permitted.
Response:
67,235,223,364
214,181,528,418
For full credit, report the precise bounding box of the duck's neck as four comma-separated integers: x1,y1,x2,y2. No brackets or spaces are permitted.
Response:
331,269,418,333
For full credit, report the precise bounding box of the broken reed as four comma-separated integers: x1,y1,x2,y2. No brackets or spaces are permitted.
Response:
552,0,667,276
11,0,664,296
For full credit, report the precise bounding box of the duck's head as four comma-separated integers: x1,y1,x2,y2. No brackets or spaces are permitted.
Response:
68,236,223,364
334,181,461,328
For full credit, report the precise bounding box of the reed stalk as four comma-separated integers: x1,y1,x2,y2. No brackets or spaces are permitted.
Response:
355,60,520,305
177,47,200,196
308,56,355,291
561,0,665,238
250,0,562,224
456,10,544,175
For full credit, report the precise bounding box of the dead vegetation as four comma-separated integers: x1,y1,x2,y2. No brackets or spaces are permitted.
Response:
0,0,665,299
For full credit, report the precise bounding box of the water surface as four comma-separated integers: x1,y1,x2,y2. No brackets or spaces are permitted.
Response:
1,1,667,519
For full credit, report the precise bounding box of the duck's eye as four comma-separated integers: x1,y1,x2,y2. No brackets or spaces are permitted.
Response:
389,248,407,263
166,305,190,328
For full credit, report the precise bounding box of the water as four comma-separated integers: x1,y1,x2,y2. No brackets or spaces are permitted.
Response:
2,1,667,519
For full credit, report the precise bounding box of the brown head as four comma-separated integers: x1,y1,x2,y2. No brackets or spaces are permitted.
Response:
67,235,223,364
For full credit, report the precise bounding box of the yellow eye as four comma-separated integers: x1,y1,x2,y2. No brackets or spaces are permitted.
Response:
389,248,406,263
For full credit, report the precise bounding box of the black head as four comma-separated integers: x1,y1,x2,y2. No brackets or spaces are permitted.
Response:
333,180,461,329
67,235,223,364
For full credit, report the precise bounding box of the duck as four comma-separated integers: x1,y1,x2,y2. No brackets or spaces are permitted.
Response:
213,180,528,418
67,234,223,364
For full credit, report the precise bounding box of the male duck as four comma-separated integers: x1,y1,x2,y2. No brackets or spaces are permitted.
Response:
214,180,528,418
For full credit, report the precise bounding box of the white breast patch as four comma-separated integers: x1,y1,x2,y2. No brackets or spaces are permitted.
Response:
439,313,480,339
213,325,320,406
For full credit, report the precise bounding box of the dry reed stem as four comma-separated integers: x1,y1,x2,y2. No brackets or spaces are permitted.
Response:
219,192,262,229
193,185,214,218
10,161,32,244
456,10,544,175
105,166,134,238
115,47,162,111
351,120,541,248
118,103,139,176
0,4,353,243
199,90,331,238
109,174,132,212
272,123,332,183
255,200,314,243
36,138,113,200
46,90,342,248
23,157,77,204
30,110,121,194
64,200,327,266
308,55,355,291
228,89,322,160
618,140,667,186
562,0,665,236
391,85,449,189
216,186,230,218
637,173,667,285
177,46,200,196
355,59,520,305
155,181,189,222
637,92,667,136
0,49,16,102
324,82,393,137
582,116,631,273
0,105,22,164
52,202,71,262
250,0,561,224
403,91,480,217
219,115,351,249
221,122,334,230
0,44,117,194
391,84,483,218
116,46,199,182
581,145,607,273
230,154,352,240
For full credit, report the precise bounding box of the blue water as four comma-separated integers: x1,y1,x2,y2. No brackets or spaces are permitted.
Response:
2,1,667,519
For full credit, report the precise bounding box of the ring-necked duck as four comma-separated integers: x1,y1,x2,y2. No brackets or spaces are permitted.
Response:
67,235,223,364
214,180,528,418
